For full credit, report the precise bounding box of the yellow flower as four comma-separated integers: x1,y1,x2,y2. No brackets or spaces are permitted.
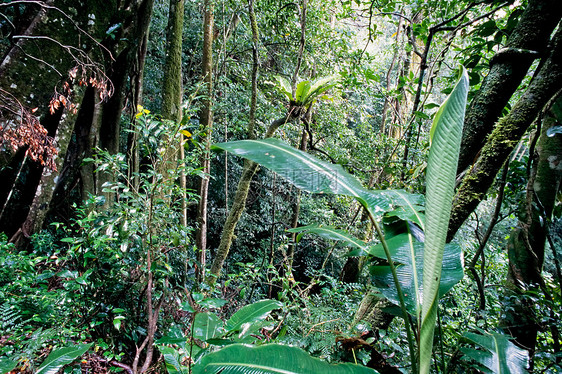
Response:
135,105,150,119
180,129,192,138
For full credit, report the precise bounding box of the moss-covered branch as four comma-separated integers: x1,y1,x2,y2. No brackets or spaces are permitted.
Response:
448,24,562,241
457,0,562,172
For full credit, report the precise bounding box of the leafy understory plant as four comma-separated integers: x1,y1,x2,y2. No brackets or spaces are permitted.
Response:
207,68,524,373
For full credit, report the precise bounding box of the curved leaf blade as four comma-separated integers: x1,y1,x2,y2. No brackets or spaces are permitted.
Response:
192,344,378,374
194,312,225,341
369,235,463,316
36,343,92,374
225,300,282,333
212,138,366,199
420,67,469,374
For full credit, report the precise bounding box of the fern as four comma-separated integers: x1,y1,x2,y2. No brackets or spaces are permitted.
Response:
0,303,24,334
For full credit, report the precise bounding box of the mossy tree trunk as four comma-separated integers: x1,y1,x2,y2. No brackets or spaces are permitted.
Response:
501,96,562,364
160,0,186,224
196,0,214,282
448,23,562,241
457,0,562,173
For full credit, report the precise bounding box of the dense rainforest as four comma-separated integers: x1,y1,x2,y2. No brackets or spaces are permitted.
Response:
0,0,561,372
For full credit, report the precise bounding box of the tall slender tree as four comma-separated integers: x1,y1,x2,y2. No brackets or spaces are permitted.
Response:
196,0,214,281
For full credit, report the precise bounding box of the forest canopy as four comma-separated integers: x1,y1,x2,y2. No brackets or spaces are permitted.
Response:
0,0,561,373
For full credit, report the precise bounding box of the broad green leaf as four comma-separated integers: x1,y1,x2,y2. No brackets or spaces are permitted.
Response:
192,344,377,374
212,138,366,199
461,331,529,374
194,312,225,341
199,298,228,309
288,225,367,251
369,234,463,317
212,138,422,228
36,343,92,374
160,346,188,374
368,190,425,230
420,67,469,374
225,300,282,333
0,358,17,374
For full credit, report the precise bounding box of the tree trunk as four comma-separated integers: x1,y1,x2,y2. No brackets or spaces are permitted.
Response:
10,95,80,245
448,23,562,241
457,0,562,173
501,95,562,363
196,0,214,282
160,0,185,222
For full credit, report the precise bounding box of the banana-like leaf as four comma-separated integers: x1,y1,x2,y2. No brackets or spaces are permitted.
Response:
213,139,423,227
419,67,469,374
288,224,367,251
192,344,377,374
368,233,463,317
461,331,529,374
36,343,92,374
225,300,282,333
365,190,425,230
194,312,225,341
212,138,366,199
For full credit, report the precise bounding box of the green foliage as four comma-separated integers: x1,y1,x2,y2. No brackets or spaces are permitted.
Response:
419,67,469,374
35,343,92,374
157,299,283,373
192,344,377,374
212,68,470,373
461,330,529,373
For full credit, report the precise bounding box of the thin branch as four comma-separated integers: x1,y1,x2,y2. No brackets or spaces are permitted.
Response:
0,0,115,61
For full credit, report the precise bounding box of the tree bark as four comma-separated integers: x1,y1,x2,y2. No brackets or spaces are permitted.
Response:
501,95,562,362
196,0,214,282
457,0,562,173
448,23,562,241
160,0,185,222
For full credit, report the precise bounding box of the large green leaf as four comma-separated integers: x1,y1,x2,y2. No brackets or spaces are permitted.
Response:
373,190,425,230
192,344,378,374
212,138,366,198
369,233,463,317
419,67,469,374
295,80,312,105
194,312,225,341
36,343,92,374
302,75,338,107
461,331,529,374
225,300,282,333
288,225,368,251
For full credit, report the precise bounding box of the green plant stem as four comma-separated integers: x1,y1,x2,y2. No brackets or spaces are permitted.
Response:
367,209,418,373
